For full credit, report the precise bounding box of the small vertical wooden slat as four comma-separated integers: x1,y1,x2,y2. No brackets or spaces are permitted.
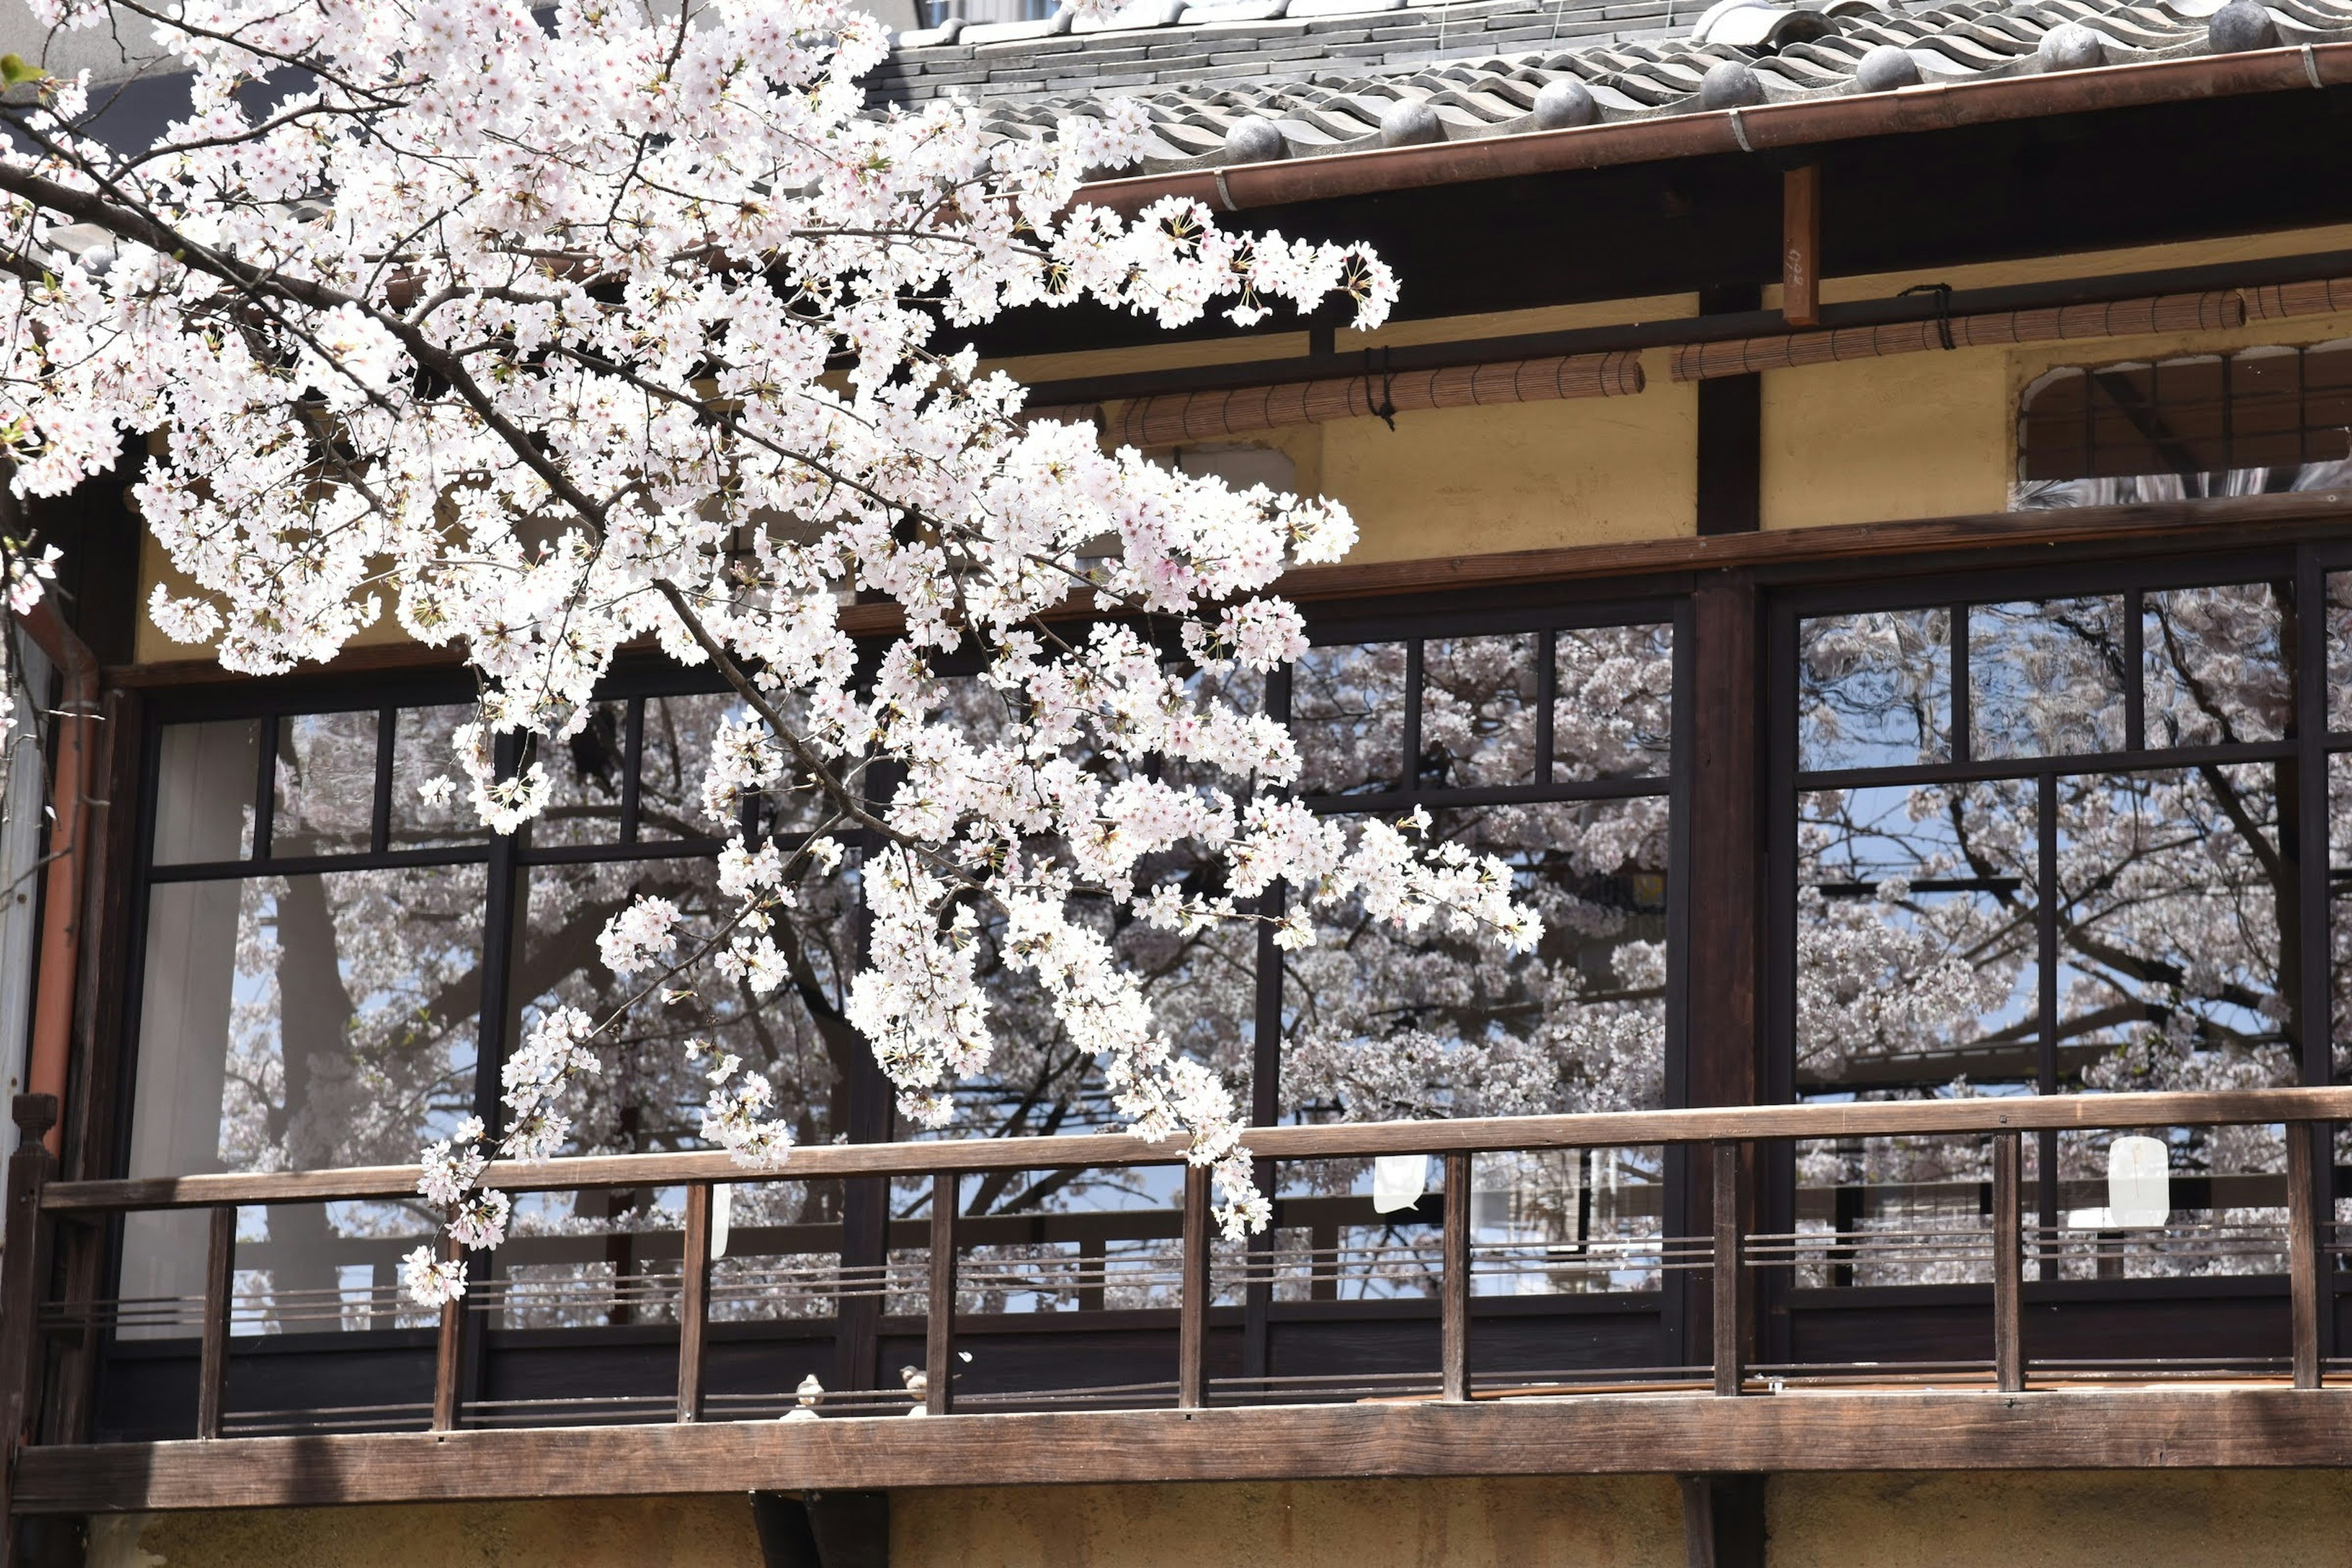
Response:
1078,1236,1107,1313
1178,1163,1210,1409
431,1234,464,1432
676,1182,712,1423
0,1093,61,1556
1782,165,1822,328
1441,1151,1472,1403
2288,1120,2321,1389
195,1205,236,1439
1992,1131,2023,1393
927,1172,957,1416
1712,1143,1744,1397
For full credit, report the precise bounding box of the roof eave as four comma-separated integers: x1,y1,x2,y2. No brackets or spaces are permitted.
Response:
1072,40,2352,216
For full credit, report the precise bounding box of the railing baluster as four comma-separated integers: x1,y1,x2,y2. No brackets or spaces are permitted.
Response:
676,1182,712,1423
928,1171,957,1416
431,1233,464,1432
196,1205,235,1439
1993,1131,2022,1393
0,1093,60,1541
1712,1142,1744,1397
1441,1150,1471,1403
2288,1119,2321,1390
1178,1163,1210,1409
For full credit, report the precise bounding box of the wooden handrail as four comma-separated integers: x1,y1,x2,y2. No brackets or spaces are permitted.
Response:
43,1087,2352,1216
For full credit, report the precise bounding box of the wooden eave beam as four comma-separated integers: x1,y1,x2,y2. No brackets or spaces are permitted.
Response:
1782,165,1821,329
17,1390,2352,1513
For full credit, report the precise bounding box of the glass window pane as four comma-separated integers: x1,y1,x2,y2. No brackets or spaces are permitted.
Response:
1969,596,2126,760
1792,1117,2022,1289
530,699,627,847
390,704,489,848
2331,755,2352,1081
270,710,377,858
1797,609,1951,773
1283,800,1669,1122
1292,643,1406,797
152,720,257,865
1417,634,1535,789
2057,767,2297,1093
2142,582,2290,747
1796,783,2039,1091
511,853,851,1155
122,867,485,1335
2328,572,2352,734
641,692,749,840
1555,622,1673,781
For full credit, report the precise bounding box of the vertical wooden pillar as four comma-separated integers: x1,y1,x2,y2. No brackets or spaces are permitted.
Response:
676,1182,712,1422
2289,1121,2321,1389
195,1205,235,1438
1712,1143,1746,1396
927,1172,957,1416
1441,1150,1471,1403
1178,1163,1210,1409
1696,285,1763,537
1688,579,1763,1366
1781,165,1822,328
431,1233,465,1433
1992,1131,2023,1392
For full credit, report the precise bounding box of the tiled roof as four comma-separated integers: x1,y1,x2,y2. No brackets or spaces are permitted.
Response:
864,0,2352,173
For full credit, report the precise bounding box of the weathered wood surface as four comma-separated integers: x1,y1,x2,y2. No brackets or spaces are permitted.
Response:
17,1388,2352,1513
44,1087,2352,1213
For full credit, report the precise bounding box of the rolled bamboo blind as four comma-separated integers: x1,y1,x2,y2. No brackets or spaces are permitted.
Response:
1670,277,2352,382
1028,349,1645,447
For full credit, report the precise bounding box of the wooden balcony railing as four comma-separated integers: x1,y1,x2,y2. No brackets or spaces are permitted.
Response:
3,1085,2351,1523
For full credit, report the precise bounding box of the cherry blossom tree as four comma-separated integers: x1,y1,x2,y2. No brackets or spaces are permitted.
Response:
0,0,1551,1299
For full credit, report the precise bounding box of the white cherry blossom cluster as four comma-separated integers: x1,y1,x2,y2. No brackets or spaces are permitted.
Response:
0,0,1537,1298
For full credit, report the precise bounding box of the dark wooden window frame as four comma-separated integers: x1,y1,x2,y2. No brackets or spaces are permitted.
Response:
1760,538,2352,1370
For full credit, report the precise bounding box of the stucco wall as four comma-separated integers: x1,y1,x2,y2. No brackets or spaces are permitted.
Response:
78,1469,2352,1567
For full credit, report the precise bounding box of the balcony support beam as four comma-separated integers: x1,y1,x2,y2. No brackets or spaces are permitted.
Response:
20,1388,2352,1516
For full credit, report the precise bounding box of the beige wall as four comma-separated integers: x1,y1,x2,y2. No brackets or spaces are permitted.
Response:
82,1469,2352,1567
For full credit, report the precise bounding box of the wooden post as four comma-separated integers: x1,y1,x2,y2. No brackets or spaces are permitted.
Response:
0,1095,60,1566
927,1172,956,1416
1712,1143,1744,1397
1992,1132,2023,1393
2288,1120,2321,1390
1178,1163,1210,1409
1441,1151,1471,1403
1078,1235,1107,1313
195,1205,235,1439
431,1233,464,1432
676,1183,712,1423
1782,164,1822,328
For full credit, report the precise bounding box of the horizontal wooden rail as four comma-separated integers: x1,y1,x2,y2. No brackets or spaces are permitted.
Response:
43,1087,2352,1215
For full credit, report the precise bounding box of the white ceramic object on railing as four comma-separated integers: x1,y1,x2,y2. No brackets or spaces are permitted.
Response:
2065,1133,2171,1229
1372,1154,1428,1213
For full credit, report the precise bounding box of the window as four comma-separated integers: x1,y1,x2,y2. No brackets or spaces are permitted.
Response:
1779,556,2337,1294
118,679,861,1343
2016,342,2352,507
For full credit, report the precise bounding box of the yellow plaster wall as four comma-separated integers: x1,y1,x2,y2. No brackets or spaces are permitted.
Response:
1319,377,1699,564
82,1469,2352,1567
1762,305,2352,533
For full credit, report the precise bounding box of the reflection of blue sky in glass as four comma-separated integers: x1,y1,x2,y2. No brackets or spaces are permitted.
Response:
1798,784,2040,1080
1970,597,2125,760
1798,609,1951,773
2056,768,2288,1066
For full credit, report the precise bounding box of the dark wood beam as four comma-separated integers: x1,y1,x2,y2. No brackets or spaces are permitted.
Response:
1696,285,1762,538
1782,167,1821,329
18,1390,2352,1514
